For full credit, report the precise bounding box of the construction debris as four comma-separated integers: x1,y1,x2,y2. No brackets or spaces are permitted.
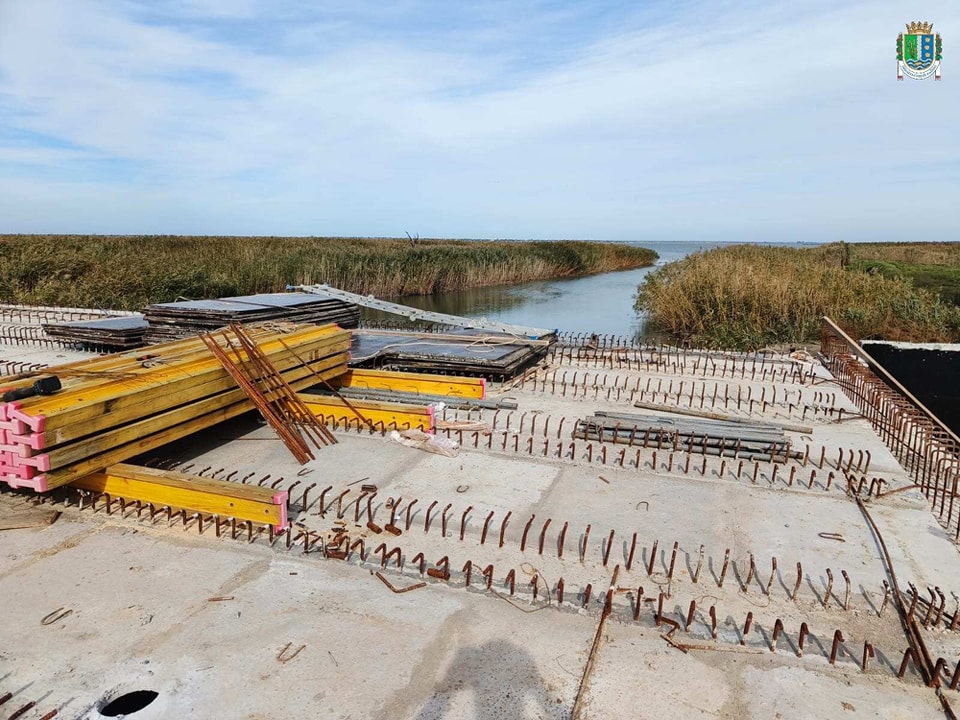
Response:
390,428,459,457
0,506,60,531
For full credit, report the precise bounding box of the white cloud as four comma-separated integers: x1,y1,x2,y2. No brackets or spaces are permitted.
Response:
0,0,957,240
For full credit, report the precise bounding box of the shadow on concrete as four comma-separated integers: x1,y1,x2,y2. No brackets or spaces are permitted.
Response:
414,639,557,720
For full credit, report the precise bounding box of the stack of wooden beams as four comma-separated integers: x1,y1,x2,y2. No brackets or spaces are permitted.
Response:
0,322,350,492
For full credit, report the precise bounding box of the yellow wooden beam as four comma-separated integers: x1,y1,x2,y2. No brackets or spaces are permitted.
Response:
298,394,434,432
72,463,287,527
334,368,486,399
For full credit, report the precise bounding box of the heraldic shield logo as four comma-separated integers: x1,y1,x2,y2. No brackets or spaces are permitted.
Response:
898,21,942,80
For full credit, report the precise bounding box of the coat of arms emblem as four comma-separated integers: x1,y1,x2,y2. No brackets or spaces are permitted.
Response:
897,21,942,80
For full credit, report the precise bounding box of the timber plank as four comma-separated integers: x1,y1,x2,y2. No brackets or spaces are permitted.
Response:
334,368,486,399
298,394,434,431
73,464,285,527
21,325,347,420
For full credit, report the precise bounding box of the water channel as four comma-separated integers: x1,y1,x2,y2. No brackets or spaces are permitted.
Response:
368,240,732,339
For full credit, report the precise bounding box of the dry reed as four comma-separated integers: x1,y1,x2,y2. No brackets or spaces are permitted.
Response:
636,244,960,349
0,235,657,310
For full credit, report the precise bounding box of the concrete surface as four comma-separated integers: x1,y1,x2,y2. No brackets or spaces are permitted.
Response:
2,333,960,719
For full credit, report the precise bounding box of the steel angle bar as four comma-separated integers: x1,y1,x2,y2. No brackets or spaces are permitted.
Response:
291,284,554,339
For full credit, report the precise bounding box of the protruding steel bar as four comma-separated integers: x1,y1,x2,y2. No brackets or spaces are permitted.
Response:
771,618,783,652
830,629,844,665
499,511,512,548
480,511,494,545
520,514,536,552
538,518,552,556
718,549,730,588
459,506,473,541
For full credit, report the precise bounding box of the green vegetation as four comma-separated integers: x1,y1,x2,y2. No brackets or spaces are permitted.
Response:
0,235,657,311
636,244,960,349
841,243,960,306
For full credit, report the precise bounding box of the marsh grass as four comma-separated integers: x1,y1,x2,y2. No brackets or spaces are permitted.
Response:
636,244,960,349
847,242,960,266
847,259,960,306
0,235,657,310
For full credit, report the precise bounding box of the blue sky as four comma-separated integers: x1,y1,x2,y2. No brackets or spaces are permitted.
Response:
0,1,957,242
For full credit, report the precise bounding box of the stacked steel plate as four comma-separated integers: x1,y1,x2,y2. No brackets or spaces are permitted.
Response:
43,315,149,349
144,293,359,342
0,322,351,492
350,329,549,379
574,410,794,461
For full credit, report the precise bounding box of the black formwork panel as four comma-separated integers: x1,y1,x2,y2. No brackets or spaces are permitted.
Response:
349,329,550,380
43,316,149,349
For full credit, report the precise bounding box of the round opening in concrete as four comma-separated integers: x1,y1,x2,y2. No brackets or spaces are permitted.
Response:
99,690,158,717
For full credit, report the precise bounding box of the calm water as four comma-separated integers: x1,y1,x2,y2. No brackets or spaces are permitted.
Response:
366,241,733,339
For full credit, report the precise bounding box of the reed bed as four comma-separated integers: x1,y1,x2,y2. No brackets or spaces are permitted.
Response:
847,242,960,266
821,242,960,307
636,244,960,349
0,235,657,311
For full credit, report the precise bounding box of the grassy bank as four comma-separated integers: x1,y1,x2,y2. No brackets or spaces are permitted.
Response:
636,244,960,349
834,243,960,306
0,235,657,311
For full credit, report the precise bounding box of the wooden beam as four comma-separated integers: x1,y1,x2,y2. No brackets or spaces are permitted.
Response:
33,360,348,490
72,463,287,528
298,394,434,432
334,368,486,399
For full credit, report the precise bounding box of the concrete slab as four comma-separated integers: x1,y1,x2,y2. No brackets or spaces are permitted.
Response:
3,331,960,719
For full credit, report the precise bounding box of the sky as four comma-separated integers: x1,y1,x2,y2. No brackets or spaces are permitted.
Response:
0,0,957,242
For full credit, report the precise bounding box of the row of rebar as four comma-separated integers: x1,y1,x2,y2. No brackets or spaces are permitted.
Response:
0,302,137,324
119,459,882,614
200,325,336,463
0,322,51,343
31,484,864,617
294,406,873,494
0,686,57,720
822,323,960,542
514,369,840,416
0,359,48,377
547,343,815,383
23,482,960,692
